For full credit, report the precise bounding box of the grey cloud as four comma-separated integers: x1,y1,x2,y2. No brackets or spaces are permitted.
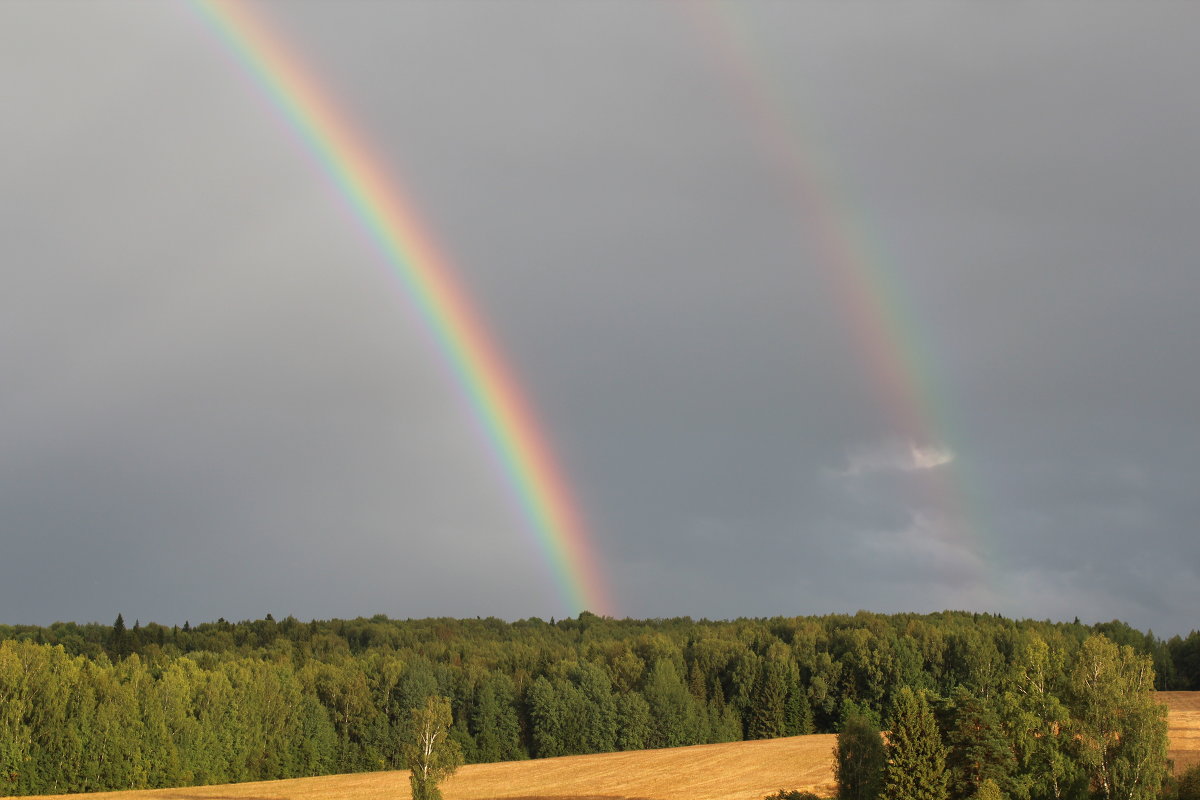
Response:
1,2,1197,634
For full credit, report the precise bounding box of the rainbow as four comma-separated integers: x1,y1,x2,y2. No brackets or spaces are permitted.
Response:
189,1,612,617
684,2,996,597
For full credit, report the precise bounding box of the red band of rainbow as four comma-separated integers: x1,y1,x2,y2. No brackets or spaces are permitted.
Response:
190,0,613,617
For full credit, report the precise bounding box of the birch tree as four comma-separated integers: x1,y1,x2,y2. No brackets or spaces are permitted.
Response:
403,696,462,800
1068,636,1167,800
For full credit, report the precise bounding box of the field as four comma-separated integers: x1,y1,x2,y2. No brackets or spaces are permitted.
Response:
21,692,1200,800
1162,691,1200,773
21,734,838,800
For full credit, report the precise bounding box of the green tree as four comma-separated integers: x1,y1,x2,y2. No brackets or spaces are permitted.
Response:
83,659,147,790
946,630,1004,701
0,643,32,792
1068,636,1167,800
470,674,523,762
616,690,651,751
943,688,1016,800
975,779,1003,800
728,650,763,735
1171,764,1200,800
706,694,745,743
1168,633,1200,690
642,659,703,748
109,614,131,662
126,657,182,787
395,659,440,748
293,690,337,776
785,681,815,737
1002,633,1079,800
572,660,619,754
883,687,948,800
21,643,88,793
750,659,790,739
528,676,567,757
310,661,382,773
835,712,885,800
403,696,462,800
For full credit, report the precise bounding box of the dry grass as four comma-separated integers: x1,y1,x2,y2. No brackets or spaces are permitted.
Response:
22,735,837,800
20,692,1200,800
1160,691,1200,773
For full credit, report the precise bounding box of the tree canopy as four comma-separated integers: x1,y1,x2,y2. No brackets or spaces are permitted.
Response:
0,610,1182,796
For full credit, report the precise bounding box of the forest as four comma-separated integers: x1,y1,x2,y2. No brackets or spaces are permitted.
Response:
0,611,1196,797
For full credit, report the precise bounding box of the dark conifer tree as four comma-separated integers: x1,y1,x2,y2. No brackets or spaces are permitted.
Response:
749,660,789,739
882,687,948,800
943,688,1015,800
108,614,130,661
470,675,522,762
785,683,814,736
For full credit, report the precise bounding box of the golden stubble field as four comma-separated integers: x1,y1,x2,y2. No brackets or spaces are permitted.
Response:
1161,691,1200,772
22,734,838,800
21,692,1200,800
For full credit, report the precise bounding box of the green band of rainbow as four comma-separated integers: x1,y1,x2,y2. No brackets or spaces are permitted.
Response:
686,1,995,597
190,0,612,617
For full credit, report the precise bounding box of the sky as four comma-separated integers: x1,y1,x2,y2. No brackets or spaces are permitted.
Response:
2,1,1198,636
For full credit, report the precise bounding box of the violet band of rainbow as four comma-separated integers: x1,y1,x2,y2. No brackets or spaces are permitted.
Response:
190,0,613,617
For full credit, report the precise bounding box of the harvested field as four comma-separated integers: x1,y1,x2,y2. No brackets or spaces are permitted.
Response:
19,734,838,800
20,693,1200,800
1161,691,1200,773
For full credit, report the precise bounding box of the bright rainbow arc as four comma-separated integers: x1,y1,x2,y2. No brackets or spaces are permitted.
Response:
190,0,612,617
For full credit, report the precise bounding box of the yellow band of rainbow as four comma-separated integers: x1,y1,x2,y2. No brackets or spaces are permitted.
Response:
191,0,613,617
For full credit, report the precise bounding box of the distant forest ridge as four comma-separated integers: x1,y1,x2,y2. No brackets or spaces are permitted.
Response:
2,610,1197,689
1,610,1197,796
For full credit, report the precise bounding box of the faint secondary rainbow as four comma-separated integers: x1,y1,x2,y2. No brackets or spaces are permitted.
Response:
189,0,612,617
684,2,996,597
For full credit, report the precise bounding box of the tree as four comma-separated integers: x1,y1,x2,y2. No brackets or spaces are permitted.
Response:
1172,764,1200,800
403,696,462,800
1002,633,1079,800
109,614,130,661
616,690,651,751
943,688,1015,800
1167,633,1200,690
642,659,703,748
750,659,790,739
975,779,1003,800
1068,636,1167,800
835,712,885,800
527,676,567,758
883,687,948,800
785,681,814,737
470,674,523,762
572,660,619,754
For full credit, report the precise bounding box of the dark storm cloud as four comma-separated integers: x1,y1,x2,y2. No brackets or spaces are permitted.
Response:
1,2,1197,634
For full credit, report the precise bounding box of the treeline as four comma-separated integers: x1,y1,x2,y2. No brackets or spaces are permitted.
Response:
832,634,1171,800
0,611,1194,796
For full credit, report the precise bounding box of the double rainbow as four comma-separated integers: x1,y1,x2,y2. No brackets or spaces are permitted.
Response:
190,1,612,616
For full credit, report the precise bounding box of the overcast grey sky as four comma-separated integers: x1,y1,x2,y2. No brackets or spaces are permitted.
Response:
2,2,1197,635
